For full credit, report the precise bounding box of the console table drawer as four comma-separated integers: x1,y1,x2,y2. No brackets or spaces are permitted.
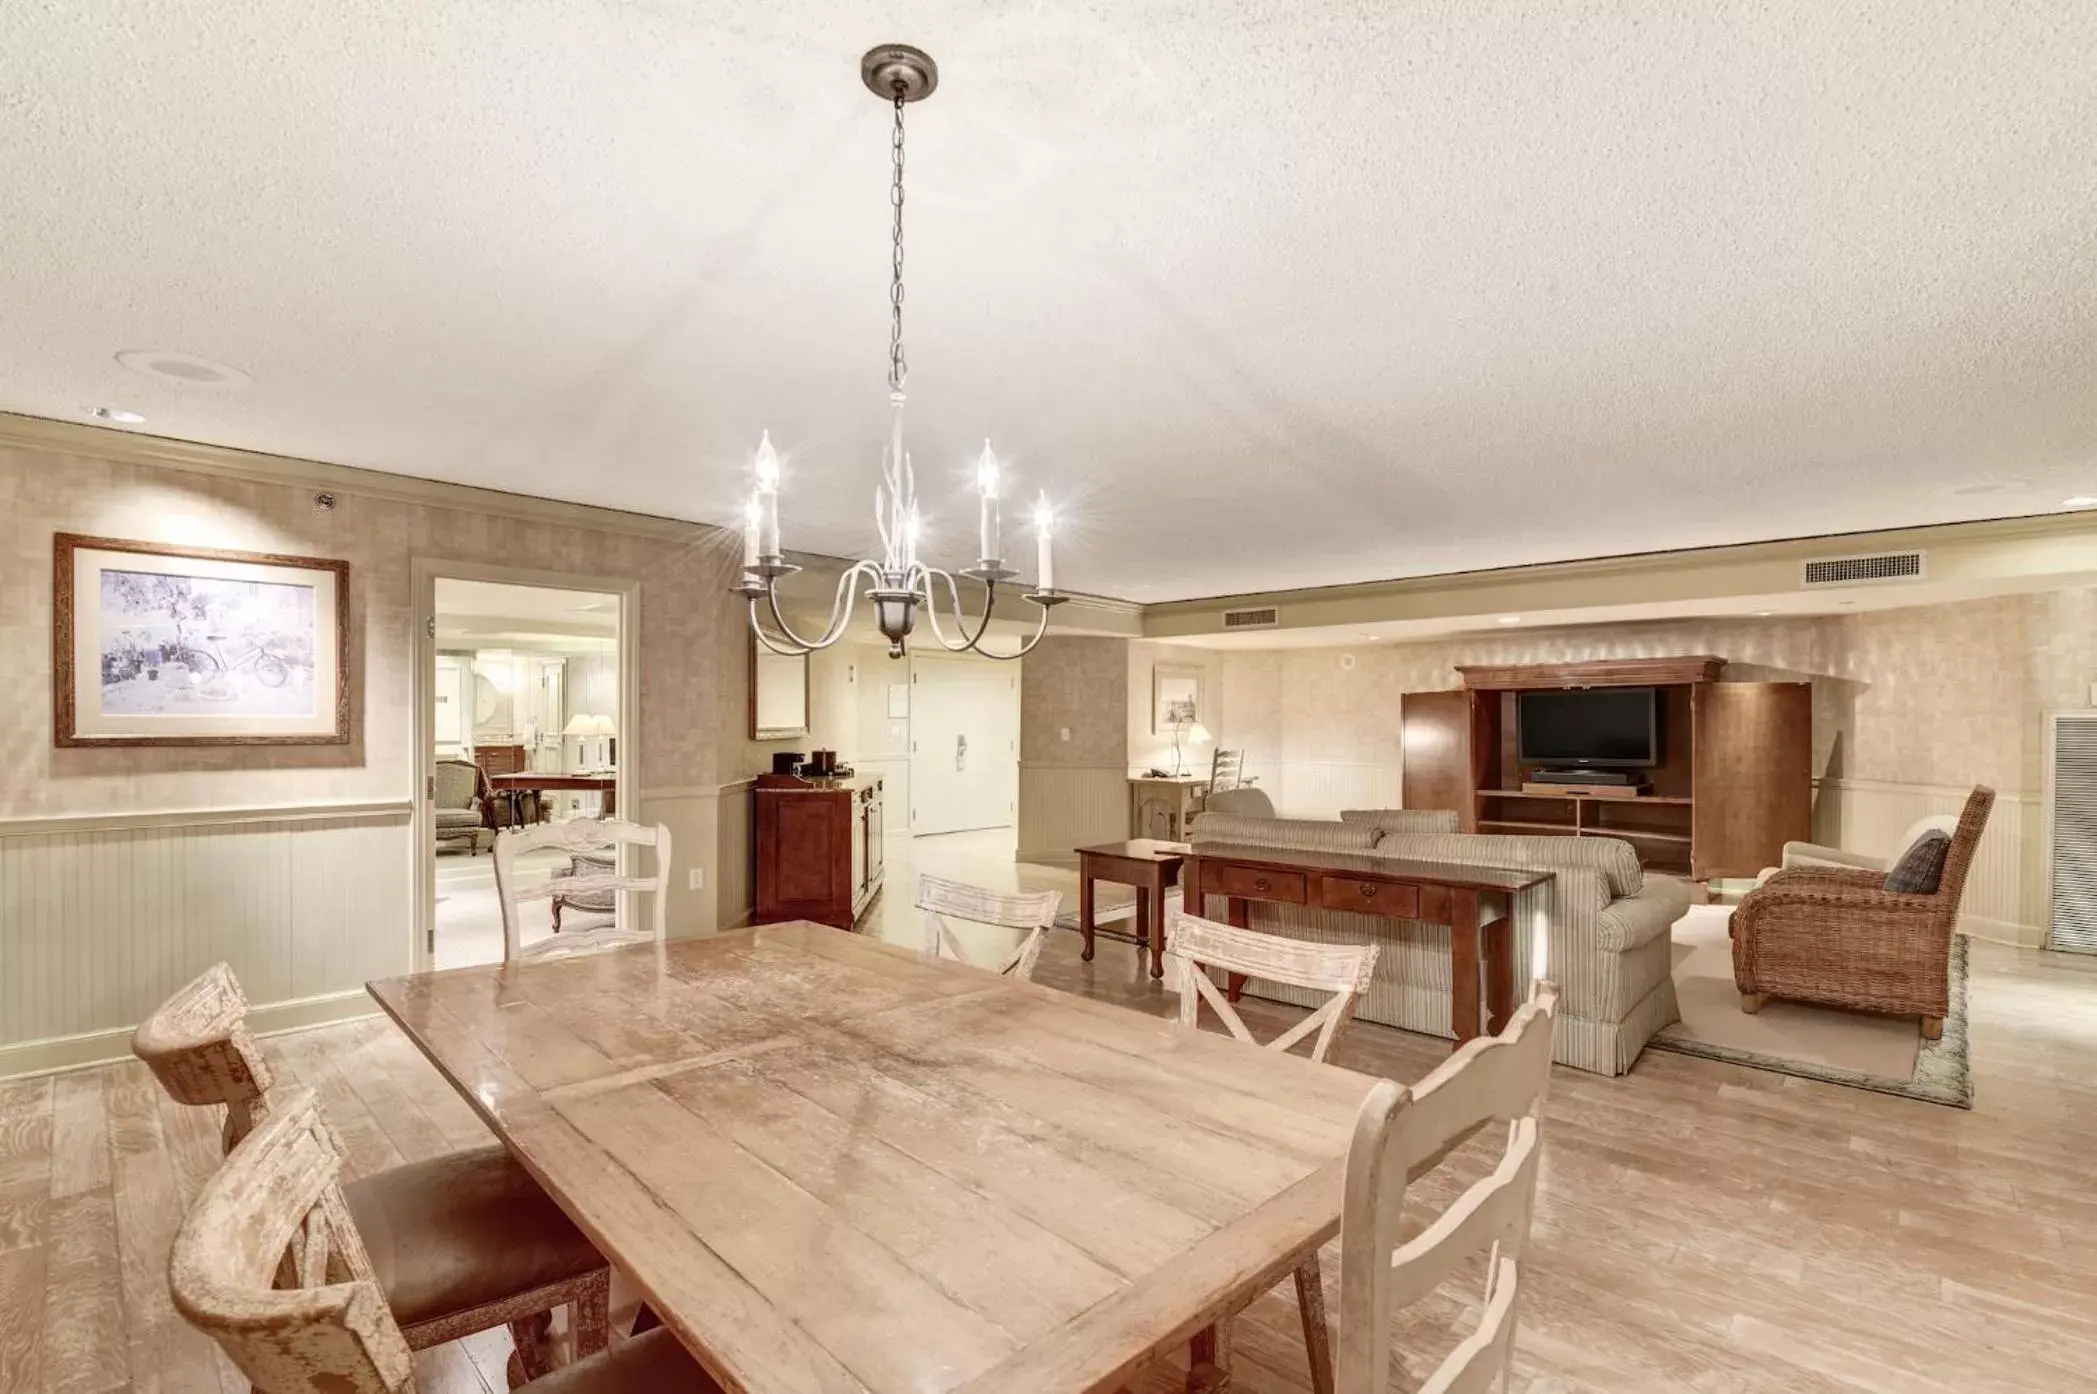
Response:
1213,865,1307,904
1317,876,1418,917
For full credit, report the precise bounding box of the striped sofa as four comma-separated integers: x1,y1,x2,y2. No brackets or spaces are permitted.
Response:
1187,810,1689,1076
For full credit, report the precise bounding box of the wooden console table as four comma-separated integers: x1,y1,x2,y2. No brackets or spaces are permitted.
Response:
486,772,616,826
1181,842,1552,1046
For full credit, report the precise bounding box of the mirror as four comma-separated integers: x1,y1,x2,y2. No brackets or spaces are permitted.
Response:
750,637,811,739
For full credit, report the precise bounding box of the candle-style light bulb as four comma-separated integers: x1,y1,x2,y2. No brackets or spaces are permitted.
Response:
752,431,781,557
903,504,922,567
976,440,1001,564
742,496,761,570
1033,492,1055,593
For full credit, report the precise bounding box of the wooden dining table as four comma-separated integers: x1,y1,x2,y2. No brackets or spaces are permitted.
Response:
368,921,1381,1394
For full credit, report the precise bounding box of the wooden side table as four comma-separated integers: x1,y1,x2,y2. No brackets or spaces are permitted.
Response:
1075,839,1189,979
1128,775,1207,841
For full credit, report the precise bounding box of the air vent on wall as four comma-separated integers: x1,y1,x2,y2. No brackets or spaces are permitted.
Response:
1800,551,1925,586
2047,712,2097,954
1221,607,1279,629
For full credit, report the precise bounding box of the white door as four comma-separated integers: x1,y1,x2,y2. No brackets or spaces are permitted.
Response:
909,659,1019,836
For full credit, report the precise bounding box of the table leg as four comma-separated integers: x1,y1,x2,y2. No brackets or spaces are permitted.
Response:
1484,897,1516,1036
1189,1316,1234,1393
1150,877,1170,977
1451,887,1482,1048
1079,866,1097,963
1225,896,1249,1001
1135,887,1151,959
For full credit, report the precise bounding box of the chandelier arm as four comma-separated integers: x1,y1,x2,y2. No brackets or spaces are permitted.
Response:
961,597,1054,662
760,563,879,652
748,599,814,657
917,566,996,654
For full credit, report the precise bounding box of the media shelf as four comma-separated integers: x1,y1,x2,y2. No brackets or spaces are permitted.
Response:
1399,656,1812,880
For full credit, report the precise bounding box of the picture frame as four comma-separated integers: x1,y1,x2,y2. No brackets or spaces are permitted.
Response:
1153,663,1204,734
54,533,351,747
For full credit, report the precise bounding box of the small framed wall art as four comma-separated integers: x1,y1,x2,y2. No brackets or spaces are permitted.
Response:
54,533,351,747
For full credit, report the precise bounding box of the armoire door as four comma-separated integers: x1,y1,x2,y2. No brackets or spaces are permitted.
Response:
1402,689,1472,825
1692,681,1813,879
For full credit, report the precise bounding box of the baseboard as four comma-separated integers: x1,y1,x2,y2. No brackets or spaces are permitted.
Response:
0,988,380,1081
1018,849,1080,867
1959,913,2044,949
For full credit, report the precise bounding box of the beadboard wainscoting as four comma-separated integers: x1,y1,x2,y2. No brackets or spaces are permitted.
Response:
632,786,725,938
0,801,413,1077
1017,763,1128,865
1812,777,2042,945
852,755,912,840
712,778,756,932
1267,760,1406,822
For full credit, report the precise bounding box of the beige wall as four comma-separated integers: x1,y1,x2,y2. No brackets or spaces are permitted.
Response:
0,429,752,1070
1017,636,1130,862
1127,640,1222,777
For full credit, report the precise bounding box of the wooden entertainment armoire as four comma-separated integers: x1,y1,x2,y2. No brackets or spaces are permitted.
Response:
1400,656,1811,882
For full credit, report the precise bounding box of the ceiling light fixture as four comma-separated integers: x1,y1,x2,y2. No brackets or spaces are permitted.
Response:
736,45,1065,660
83,405,145,424
2064,496,2097,509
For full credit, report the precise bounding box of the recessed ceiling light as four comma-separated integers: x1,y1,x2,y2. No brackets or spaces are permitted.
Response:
1949,480,2030,497
1752,610,1773,617
1497,615,1523,625
114,349,253,390
2064,496,2097,509
83,406,145,424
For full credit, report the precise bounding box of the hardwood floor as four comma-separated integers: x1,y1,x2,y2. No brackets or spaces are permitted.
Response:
3,877,2095,1390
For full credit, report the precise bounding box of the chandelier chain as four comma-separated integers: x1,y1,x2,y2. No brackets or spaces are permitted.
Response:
888,86,908,393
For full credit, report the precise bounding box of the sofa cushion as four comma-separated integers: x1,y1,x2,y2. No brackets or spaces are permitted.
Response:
1884,830,1951,894
1594,877,1693,952
1338,809,1461,835
1190,814,1379,854
1205,787,1277,819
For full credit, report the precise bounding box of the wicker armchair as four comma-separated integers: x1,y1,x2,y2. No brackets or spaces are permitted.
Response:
1732,786,1993,1040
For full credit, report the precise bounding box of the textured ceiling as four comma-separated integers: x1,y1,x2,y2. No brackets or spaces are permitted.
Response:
4,2,2093,602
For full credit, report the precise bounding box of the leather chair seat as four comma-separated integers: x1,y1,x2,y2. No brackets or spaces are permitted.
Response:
529,1328,722,1394
344,1144,602,1330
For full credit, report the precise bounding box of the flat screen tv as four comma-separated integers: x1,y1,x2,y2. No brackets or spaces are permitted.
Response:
1515,687,1658,768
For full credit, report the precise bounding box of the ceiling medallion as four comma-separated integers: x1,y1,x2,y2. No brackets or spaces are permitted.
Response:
735,44,1066,660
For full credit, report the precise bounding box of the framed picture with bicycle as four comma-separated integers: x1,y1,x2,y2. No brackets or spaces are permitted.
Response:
54,533,351,747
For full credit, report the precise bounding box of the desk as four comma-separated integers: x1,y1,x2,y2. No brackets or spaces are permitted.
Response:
487,771,616,826
1129,775,1206,841
1182,842,1551,1046
369,922,1377,1394
1075,839,1188,977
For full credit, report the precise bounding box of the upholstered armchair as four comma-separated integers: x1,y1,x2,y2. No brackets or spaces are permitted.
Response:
433,758,493,855
1732,786,1993,1039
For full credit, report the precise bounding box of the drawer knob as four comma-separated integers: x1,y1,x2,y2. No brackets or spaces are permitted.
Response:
1254,877,1270,892
1361,884,1379,898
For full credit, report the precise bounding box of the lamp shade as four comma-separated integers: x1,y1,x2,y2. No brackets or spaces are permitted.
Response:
562,714,594,736
586,714,617,737
1185,722,1213,745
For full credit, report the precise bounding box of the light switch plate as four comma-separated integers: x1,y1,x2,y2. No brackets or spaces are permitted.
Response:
1059,727,1071,741
688,868,705,891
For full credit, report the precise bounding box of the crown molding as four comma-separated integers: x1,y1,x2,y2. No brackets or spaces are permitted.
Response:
0,411,710,542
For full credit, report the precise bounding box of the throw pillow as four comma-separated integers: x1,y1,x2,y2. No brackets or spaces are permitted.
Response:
1884,830,1951,894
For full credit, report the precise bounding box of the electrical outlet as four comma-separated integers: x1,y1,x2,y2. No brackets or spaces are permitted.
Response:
1059,727,1071,741
688,868,705,891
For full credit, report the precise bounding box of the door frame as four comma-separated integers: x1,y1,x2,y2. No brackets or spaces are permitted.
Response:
409,557,641,972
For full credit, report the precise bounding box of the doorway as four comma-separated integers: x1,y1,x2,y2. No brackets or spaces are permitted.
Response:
909,656,1019,838
416,570,631,970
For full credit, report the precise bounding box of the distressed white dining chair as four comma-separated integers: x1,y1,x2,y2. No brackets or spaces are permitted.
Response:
918,873,1063,981
133,962,613,1384
1336,982,1562,1394
1166,913,1381,1393
168,1088,716,1394
494,818,672,963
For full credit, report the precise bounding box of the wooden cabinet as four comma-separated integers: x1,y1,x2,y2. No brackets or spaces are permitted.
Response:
754,772,885,931
1401,657,1811,882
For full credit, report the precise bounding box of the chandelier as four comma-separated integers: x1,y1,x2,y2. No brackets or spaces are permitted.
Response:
736,44,1066,661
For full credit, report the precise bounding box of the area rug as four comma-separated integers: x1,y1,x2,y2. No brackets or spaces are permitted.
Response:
1648,903,1972,1108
